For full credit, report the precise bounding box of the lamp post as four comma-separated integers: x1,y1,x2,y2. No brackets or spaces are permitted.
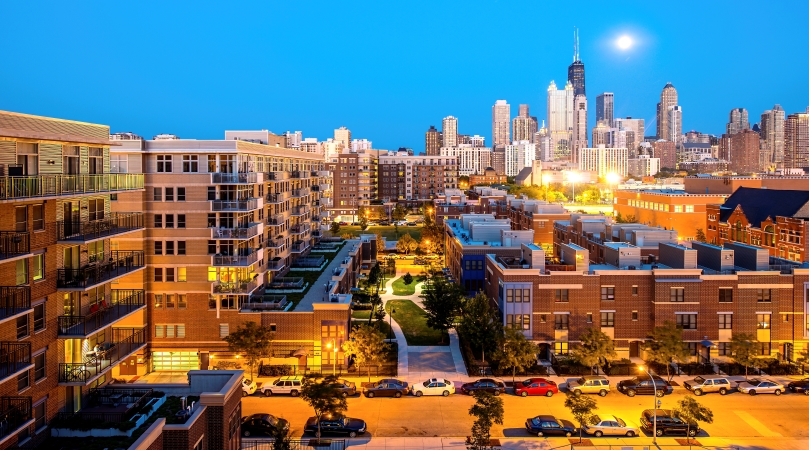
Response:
568,172,579,205
639,366,659,443
389,307,396,340
326,338,337,375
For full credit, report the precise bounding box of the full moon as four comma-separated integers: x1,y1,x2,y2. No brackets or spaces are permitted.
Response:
617,35,633,50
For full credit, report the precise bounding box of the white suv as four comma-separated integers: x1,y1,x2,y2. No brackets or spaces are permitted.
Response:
261,376,303,397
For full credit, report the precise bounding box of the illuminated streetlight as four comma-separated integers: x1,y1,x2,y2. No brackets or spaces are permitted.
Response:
567,172,580,204
639,366,659,443
326,338,337,374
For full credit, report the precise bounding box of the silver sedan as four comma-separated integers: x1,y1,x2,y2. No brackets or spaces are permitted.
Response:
583,414,640,437
737,378,785,396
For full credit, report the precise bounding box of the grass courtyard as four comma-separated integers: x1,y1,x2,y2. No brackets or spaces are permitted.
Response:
335,225,422,242
390,275,420,296
385,299,446,346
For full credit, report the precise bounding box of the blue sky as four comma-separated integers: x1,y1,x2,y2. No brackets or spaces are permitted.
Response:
2,0,808,151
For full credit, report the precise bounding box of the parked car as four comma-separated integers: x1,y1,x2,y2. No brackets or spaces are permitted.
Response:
514,378,558,397
304,415,367,438
460,378,506,396
242,378,258,397
683,376,732,396
330,379,357,397
567,375,610,397
583,414,639,437
640,409,699,437
617,375,671,397
396,221,408,226
412,378,455,397
363,380,409,398
261,376,303,397
241,414,289,437
378,220,391,226
787,378,809,395
338,221,348,226
406,222,417,226
525,415,576,437
737,378,785,396
367,222,378,226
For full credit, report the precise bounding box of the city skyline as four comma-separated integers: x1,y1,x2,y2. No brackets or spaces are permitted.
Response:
3,1,809,151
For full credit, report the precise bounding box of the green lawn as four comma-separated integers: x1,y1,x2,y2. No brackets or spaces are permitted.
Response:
385,299,447,346
391,276,417,296
351,316,393,340
337,225,422,242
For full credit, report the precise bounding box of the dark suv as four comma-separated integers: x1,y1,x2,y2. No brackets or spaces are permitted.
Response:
640,409,698,437
617,375,671,397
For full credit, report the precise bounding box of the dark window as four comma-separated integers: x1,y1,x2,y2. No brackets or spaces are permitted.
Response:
154,268,163,282
165,214,174,228
208,186,216,201
182,155,198,173
718,342,730,356
671,288,685,302
153,187,162,201
208,240,217,254
34,353,45,381
33,303,44,331
719,288,733,303
600,312,615,327
165,241,174,255
154,241,163,255
32,204,44,231
178,241,186,255
555,289,569,303
178,215,186,228
154,214,162,228
631,311,638,321
165,187,174,201
157,155,172,172
718,314,732,329
632,285,638,296
554,314,569,330
166,268,175,283
16,315,28,339
759,342,771,356
757,289,772,303
676,314,697,330
17,370,29,392
177,187,186,201
601,287,614,300
34,401,46,430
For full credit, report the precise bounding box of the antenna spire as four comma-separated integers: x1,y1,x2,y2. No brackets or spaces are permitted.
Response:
573,27,580,62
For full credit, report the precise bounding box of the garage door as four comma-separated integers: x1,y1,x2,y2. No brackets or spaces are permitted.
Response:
153,352,199,371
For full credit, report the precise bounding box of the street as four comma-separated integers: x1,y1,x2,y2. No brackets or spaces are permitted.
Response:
242,382,808,439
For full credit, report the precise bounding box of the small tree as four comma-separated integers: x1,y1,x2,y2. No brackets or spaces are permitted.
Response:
467,391,504,450
695,228,707,243
495,327,539,384
402,273,413,285
643,321,691,381
570,328,617,374
397,233,418,254
222,321,273,380
358,215,368,231
300,375,348,440
367,264,381,293
730,332,760,380
330,221,341,236
674,395,713,442
342,324,390,381
420,277,464,344
564,392,598,443
457,293,502,363
269,420,293,450
392,204,407,222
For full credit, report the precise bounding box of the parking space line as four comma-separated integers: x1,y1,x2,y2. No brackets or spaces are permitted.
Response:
734,410,782,437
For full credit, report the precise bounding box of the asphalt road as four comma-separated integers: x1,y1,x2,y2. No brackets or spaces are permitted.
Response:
242,383,809,439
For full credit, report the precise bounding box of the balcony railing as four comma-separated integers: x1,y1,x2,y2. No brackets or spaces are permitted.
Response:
210,223,262,240
0,286,30,323
292,188,310,198
0,397,31,442
291,171,310,179
211,198,259,211
291,206,310,216
290,225,310,235
266,239,284,249
57,251,145,289
0,343,31,384
58,327,146,384
242,295,288,312
211,172,258,184
57,212,144,242
212,249,260,266
291,241,309,253
0,231,30,261
0,174,144,200
267,172,288,181
212,278,259,294
267,258,286,271
266,192,290,204
57,290,146,337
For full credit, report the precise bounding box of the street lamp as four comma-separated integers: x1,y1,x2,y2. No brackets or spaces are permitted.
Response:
567,171,580,205
389,307,396,340
326,338,337,375
639,366,660,443
606,172,621,203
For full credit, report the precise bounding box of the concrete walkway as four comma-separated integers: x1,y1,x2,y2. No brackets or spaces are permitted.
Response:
296,240,356,311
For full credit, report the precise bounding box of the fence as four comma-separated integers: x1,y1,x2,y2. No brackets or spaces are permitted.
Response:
242,439,345,450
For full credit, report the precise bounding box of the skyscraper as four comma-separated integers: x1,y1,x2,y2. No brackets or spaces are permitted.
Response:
492,100,511,148
442,116,458,148
572,94,588,162
614,117,645,152
785,109,809,170
656,83,678,140
567,28,586,96
425,125,442,155
726,108,750,135
761,105,785,168
596,93,614,127
334,126,351,149
512,104,538,142
547,80,574,160
667,105,683,142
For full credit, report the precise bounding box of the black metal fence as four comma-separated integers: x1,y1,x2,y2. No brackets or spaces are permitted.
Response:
0,231,29,261
0,286,30,321
56,250,145,288
0,342,31,382
242,439,345,450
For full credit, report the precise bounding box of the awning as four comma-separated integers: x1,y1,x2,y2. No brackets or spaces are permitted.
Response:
292,348,309,357
700,340,715,348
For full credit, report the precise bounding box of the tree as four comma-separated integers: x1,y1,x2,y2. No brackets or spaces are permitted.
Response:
730,332,760,380
392,204,407,222
402,273,413,285
695,228,707,243
570,328,617,374
466,391,504,450
397,233,418,254
494,327,539,384
374,231,385,257
457,293,502,363
300,375,348,440
564,391,598,443
358,214,368,231
269,420,293,450
222,321,273,380
643,321,691,381
674,395,713,441
329,221,341,236
420,277,464,344
367,264,382,293
342,324,390,381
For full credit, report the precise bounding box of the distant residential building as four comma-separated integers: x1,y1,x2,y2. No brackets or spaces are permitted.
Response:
425,125,443,155
443,116,458,148
578,145,629,177
656,83,678,140
441,145,492,176
513,104,538,142
492,100,511,148
300,137,322,154
785,109,809,170
719,129,761,174
572,94,588,162
378,151,458,202
667,105,683,143
677,159,729,174
614,117,645,153
334,126,351,149
535,123,552,161
652,140,677,170
596,93,614,127
761,105,785,169
321,138,344,161
351,138,373,152
684,130,715,144
284,130,302,148
470,135,486,148
505,140,537,177
627,155,661,177
110,131,142,140
224,130,285,146
507,199,571,251
547,80,574,160
469,167,508,186
727,108,750,135
492,148,506,175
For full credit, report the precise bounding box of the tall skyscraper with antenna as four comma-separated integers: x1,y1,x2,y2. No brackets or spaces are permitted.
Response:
568,28,586,96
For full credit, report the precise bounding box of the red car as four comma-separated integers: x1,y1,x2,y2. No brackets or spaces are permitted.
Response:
515,378,558,397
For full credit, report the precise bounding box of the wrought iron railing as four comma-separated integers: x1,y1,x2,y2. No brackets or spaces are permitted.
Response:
57,290,145,336
210,223,261,240
0,397,31,441
212,279,259,294
57,212,144,242
212,249,260,266
211,198,259,211
211,172,258,184
58,327,146,383
0,287,30,321
0,174,144,200
0,231,30,260
0,343,31,383
56,251,145,289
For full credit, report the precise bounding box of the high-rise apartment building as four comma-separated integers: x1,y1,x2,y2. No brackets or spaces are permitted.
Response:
469,135,486,148
442,116,458,148
535,124,552,161
726,108,749,136
300,137,322,155
656,83,678,140
761,105,786,169
334,126,351,149
512,105,538,143
596,93,614,127
667,105,683,143
492,100,511,149
719,129,761,174
613,117,645,153
578,145,629,176
571,94,588,162
441,146,491,176
592,122,610,147
547,80,574,160
283,131,302,148
350,139,372,152
785,109,809,170
425,125,443,156
321,138,345,162
567,28,586,96
652,140,677,170
491,148,506,176
378,151,458,202
505,141,537,177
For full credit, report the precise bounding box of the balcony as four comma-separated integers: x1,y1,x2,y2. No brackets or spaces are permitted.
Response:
267,258,286,271
0,287,30,326
211,198,260,212
58,327,147,385
0,231,30,262
0,343,31,384
290,224,310,235
212,248,261,267
267,211,290,226
291,205,310,217
0,173,144,201
210,222,262,240
57,212,144,243
57,290,145,338
0,397,32,443
212,278,260,295
266,239,284,249
211,172,260,184
57,251,145,290
241,295,288,312
266,191,290,204
292,188,310,198
267,172,289,181
291,241,309,253
291,171,310,179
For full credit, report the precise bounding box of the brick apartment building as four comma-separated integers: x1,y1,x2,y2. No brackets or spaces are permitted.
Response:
706,187,809,263
505,199,570,251
377,151,458,206
683,175,809,195
326,148,383,222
